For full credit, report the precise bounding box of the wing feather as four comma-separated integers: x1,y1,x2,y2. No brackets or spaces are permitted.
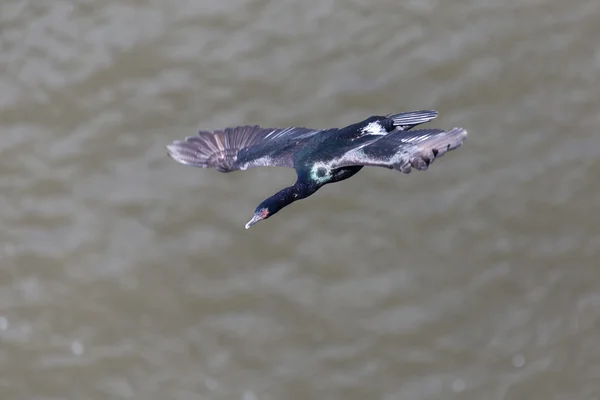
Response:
386,110,439,130
331,127,467,173
167,125,325,172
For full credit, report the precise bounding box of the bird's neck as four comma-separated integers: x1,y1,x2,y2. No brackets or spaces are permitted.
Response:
267,181,316,214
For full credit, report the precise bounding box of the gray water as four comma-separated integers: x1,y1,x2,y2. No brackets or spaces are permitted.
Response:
1,0,600,399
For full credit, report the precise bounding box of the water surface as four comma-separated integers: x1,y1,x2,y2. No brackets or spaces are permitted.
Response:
1,0,599,399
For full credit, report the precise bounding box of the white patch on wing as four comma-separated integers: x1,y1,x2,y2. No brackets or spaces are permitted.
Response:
240,155,272,170
263,127,319,141
338,148,385,165
401,134,433,144
334,147,413,172
263,129,279,139
360,121,387,136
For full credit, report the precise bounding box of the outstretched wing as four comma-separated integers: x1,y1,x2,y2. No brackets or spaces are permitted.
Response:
331,127,467,173
167,125,331,172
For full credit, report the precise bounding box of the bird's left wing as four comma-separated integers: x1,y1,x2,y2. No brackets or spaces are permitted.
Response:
167,125,332,172
330,127,467,173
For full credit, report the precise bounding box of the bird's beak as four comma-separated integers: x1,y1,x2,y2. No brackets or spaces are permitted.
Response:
245,214,264,229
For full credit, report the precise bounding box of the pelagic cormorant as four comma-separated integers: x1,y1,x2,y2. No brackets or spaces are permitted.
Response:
167,110,467,229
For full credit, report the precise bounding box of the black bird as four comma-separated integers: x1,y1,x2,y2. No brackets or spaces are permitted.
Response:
167,110,467,229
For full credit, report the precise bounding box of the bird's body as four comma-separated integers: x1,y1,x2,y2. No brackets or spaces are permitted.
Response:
167,110,468,228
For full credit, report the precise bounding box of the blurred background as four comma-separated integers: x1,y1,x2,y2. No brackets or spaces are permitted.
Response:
1,0,599,399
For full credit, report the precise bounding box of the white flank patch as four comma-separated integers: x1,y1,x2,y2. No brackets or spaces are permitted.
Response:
361,121,387,136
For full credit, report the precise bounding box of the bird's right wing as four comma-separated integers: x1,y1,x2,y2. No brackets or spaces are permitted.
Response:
167,125,334,172
330,127,467,173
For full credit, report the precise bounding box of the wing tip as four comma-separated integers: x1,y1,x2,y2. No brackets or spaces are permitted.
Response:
446,127,468,148
166,142,210,168
387,110,439,128
397,126,468,173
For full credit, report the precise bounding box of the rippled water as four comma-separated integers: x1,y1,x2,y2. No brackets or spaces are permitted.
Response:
1,0,600,399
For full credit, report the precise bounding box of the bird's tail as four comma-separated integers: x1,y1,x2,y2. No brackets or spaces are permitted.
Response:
386,110,439,130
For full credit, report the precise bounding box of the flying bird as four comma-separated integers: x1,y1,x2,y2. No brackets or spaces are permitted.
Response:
167,110,467,229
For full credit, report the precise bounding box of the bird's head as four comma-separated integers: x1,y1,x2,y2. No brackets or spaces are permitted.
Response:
245,207,271,229
244,184,311,229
